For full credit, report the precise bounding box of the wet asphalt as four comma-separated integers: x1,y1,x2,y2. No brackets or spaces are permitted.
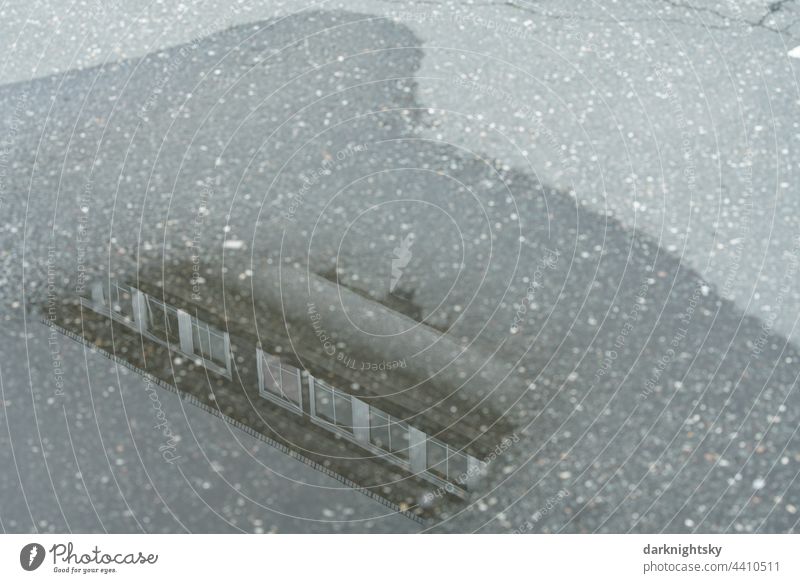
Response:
0,7,799,532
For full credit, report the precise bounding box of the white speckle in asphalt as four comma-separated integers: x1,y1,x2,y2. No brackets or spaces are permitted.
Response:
789,46,800,59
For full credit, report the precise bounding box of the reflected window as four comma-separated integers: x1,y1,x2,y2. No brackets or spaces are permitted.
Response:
109,282,134,323
389,420,410,459
258,349,302,411
369,408,391,450
314,382,335,421
448,450,469,483
370,408,409,459
146,296,180,345
333,391,353,431
311,378,353,432
427,438,470,483
191,319,229,369
427,438,448,480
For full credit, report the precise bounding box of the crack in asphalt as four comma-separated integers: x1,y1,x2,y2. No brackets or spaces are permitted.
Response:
367,0,799,37
501,0,798,36
659,0,798,34
505,0,731,30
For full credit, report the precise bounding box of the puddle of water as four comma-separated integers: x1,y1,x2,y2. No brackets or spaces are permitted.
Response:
3,10,800,532
47,276,511,523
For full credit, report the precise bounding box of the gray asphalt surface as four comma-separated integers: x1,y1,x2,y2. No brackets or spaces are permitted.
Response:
1,3,799,533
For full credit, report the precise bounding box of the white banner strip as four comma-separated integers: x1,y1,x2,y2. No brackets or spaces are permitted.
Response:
1,534,798,582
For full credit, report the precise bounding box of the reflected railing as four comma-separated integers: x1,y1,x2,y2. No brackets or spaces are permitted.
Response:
79,279,485,495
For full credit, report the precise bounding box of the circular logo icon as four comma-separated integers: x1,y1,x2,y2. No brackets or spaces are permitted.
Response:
20,543,46,571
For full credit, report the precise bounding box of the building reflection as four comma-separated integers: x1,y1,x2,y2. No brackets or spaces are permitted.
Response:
50,278,513,522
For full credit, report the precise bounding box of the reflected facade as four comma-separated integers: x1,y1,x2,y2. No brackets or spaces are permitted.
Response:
52,278,505,522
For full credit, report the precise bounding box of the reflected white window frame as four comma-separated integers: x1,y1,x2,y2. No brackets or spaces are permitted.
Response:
425,437,483,487
82,281,141,330
82,281,232,379
256,347,302,414
144,295,181,345
174,312,231,379
307,375,471,493
191,319,229,364
309,376,348,428
368,407,410,459
109,281,135,321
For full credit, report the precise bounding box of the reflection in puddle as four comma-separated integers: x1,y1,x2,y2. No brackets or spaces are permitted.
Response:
6,7,796,534
48,278,519,523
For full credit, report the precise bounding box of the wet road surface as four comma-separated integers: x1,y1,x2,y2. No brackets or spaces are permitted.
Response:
1,8,799,532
